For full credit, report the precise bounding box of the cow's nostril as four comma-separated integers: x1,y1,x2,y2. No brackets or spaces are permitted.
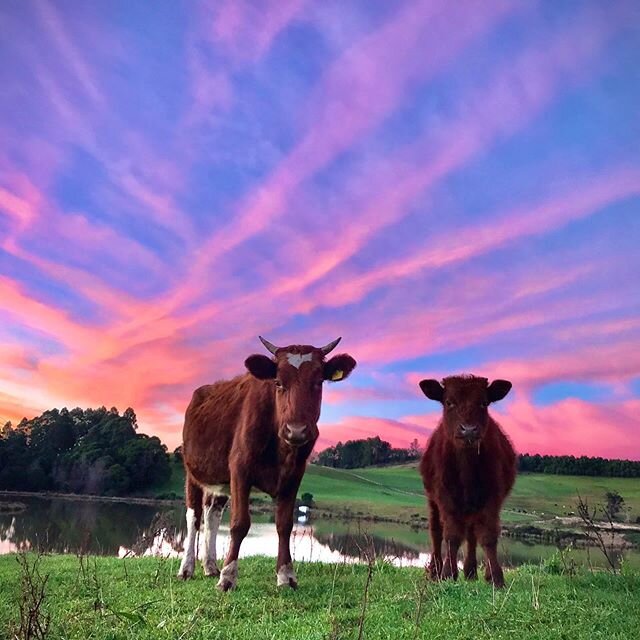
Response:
459,424,478,436
285,424,308,441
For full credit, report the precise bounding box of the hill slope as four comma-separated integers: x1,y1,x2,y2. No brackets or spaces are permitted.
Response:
152,460,640,524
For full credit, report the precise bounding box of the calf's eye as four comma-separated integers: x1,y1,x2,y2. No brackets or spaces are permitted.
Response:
445,400,456,408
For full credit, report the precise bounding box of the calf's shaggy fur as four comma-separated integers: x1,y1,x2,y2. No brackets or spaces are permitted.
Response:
419,375,516,587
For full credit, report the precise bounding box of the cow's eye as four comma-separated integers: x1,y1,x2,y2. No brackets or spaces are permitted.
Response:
275,380,284,390
445,400,456,408
480,401,488,408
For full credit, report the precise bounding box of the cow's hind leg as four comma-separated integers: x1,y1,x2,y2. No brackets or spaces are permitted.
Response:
427,500,443,580
178,478,203,579
202,494,229,577
463,527,478,580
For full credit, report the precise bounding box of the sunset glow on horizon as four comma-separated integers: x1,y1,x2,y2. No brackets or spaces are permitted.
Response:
1,1,639,458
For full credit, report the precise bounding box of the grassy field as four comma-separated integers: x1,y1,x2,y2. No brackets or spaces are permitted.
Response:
1,554,638,639
154,459,640,524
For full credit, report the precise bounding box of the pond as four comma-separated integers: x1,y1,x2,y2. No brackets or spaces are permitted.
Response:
1,495,638,570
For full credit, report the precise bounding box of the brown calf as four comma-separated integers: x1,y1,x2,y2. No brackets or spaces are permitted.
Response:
418,375,516,587
178,336,356,590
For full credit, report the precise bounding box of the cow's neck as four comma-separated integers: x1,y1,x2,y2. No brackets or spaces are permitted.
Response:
275,438,312,494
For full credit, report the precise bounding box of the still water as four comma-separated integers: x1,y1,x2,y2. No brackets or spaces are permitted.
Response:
1,495,638,570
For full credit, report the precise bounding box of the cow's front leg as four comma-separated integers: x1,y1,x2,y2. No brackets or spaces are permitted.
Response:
477,514,505,588
441,516,464,581
275,493,297,589
218,478,250,592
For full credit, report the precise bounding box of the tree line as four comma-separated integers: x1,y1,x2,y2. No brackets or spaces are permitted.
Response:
0,407,170,496
314,438,640,477
313,436,422,469
517,453,640,478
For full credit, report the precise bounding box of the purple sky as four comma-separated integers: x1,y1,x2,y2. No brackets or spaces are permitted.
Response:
1,0,639,458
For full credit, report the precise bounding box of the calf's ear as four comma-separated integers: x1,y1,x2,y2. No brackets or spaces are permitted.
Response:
324,354,357,382
245,354,277,380
419,379,444,402
488,379,512,403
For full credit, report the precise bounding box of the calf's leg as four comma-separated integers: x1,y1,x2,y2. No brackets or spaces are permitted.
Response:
441,516,464,581
275,493,298,588
463,528,478,580
177,478,203,579
477,515,505,588
427,500,443,580
202,494,229,577
218,476,250,591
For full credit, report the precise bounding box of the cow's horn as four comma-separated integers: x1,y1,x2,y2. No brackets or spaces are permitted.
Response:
259,336,279,355
320,337,341,356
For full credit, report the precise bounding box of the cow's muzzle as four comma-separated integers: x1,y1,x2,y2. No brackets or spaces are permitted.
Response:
457,424,480,443
284,423,311,447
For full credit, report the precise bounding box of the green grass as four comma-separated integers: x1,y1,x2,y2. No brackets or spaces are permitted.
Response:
151,460,640,524
1,554,638,639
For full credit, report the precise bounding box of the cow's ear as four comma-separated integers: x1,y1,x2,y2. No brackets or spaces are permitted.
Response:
419,379,444,403
488,379,512,403
245,354,277,380
324,354,356,382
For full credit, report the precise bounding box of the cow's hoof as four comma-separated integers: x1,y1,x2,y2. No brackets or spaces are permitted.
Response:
427,560,442,581
463,565,478,581
441,558,458,581
177,561,195,580
203,561,220,577
216,579,236,592
278,577,297,590
277,563,298,589
217,561,238,592
486,573,505,588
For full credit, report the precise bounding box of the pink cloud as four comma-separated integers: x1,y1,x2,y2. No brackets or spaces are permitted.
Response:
317,415,433,450
316,397,640,461
169,0,516,300
34,1,106,108
0,277,99,351
0,391,41,426
497,397,640,459
0,174,41,228
207,0,307,63
177,4,629,330
481,341,640,393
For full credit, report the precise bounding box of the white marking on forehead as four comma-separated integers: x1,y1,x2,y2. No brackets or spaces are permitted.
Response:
286,352,313,369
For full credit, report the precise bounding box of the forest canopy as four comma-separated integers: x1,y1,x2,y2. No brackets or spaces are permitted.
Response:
0,406,170,495
314,437,640,477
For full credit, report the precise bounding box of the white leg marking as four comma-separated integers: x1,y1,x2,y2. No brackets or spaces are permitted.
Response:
277,563,298,588
177,508,197,579
217,560,238,591
202,502,222,576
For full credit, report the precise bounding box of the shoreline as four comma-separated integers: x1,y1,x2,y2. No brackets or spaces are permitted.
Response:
2,489,639,550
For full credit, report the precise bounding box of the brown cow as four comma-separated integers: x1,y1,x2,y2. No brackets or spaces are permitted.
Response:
418,375,516,587
178,336,356,591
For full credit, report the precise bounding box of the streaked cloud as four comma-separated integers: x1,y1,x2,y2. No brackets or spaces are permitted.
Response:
0,0,638,459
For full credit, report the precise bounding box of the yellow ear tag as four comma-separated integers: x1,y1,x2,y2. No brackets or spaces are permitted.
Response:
331,370,344,381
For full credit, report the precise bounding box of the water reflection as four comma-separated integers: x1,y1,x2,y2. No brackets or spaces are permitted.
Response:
1,496,637,570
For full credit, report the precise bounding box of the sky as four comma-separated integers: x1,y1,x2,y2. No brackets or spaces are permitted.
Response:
0,0,639,459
